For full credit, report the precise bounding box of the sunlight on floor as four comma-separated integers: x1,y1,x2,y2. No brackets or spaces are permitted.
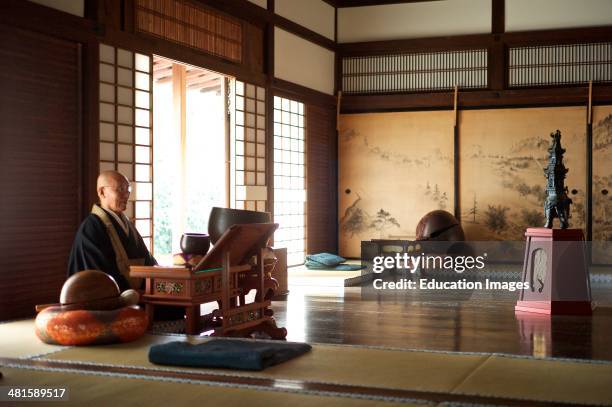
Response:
287,263,362,297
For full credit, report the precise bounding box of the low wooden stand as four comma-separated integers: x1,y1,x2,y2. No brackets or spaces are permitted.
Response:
515,228,592,316
131,223,287,338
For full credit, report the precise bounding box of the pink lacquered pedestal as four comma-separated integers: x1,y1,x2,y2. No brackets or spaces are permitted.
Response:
515,228,592,316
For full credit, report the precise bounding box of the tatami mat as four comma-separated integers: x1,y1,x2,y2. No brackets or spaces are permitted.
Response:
3,319,612,405
0,319,67,358
41,336,487,394
454,354,612,405
1,366,412,407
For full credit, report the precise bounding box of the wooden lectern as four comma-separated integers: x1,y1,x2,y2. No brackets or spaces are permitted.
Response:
515,228,592,315
131,223,287,337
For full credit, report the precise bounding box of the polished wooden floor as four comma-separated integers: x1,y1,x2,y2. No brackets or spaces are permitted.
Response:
270,273,612,361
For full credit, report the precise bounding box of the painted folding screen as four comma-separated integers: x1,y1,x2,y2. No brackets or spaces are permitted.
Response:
459,107,587,241
338,111,454,258
592,105,612,264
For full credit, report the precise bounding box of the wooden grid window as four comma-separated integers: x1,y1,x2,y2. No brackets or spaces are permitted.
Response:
98,44,154,252
135,0,242,63
342,49,488,94
231,80,267,211
273,96,306,266
509,42,612,87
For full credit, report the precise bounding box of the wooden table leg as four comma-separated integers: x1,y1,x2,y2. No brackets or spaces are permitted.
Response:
185,305,200,335
145,303,154,328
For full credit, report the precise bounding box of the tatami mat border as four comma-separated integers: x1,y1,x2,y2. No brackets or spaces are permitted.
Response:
25,346,73,360
0,360,428,405
32,355,600,406
1,358,586,406
147,335,612,367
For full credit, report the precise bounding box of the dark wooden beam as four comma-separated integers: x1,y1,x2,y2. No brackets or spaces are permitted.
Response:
123,0,135,32
195,0,269,27
0,0,98,43
488,39,505,91
334,6,341,95
321,0,337,7
340,85,612,112
339,26,612,57
339,33,494,56
266,0,275,78
103,29,267,85
84,0,121,30
83,41,101,214
502,25,612,46
272,14,335,51
337,0,440,7
492,0,504,34
272,78,336,108
198,0,336,52
266,0,275,230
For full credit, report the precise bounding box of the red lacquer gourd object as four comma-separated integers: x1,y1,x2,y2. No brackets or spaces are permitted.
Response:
34,270,148,346
35,306,148,346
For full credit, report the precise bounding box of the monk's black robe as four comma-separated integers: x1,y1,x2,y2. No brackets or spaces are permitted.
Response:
67,210,156,292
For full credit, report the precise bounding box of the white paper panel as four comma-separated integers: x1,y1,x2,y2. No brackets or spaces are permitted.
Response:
118,125,133,143
118,86,134,106
117,163,134,180
507,0,612,31
135,54,150,73
117,49,133,68
99,43,115,63
338,0,491,43
99,142,115,161
118,144,134,162
99,103,115,122
275,28,335,95
100,122,114,141
275,0,335,40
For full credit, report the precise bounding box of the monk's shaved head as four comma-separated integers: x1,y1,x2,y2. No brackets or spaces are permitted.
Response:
97,171,131,213
97,170,128,190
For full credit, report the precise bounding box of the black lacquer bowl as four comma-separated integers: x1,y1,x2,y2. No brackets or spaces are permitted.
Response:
180,233,211,255
208,207,271,244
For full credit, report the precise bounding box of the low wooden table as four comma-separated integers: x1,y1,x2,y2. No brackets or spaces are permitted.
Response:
130,223,286,338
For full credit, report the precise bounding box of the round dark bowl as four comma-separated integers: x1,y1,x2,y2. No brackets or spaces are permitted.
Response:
208,207,271,244
415,210,465,241
180,233,211,255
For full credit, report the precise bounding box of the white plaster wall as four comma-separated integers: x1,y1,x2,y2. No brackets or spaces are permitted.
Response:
28,0,84,17
507,0,612,31
275,0,335,40
274,28,335,95
337,0,491,43
247,0,267,9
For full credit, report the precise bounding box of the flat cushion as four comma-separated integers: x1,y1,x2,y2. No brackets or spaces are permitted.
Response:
35,306,148,346
149,339,311,370
305,253,346,267
305,261,365,271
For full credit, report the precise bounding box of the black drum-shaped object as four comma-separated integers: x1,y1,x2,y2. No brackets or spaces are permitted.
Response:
208,207,271,244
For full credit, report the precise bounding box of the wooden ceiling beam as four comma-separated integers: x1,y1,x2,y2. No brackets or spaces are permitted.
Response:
336,0,440,7
187,77,221,89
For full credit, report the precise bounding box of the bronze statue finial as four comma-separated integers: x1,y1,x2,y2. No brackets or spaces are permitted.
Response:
543,130,572,229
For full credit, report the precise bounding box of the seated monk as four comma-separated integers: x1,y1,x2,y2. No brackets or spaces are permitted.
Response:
68,170,182,319
68,170,155,291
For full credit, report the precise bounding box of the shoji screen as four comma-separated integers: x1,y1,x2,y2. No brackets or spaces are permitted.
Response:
273,96,307,266
98,44,154,251
230,80,268,211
